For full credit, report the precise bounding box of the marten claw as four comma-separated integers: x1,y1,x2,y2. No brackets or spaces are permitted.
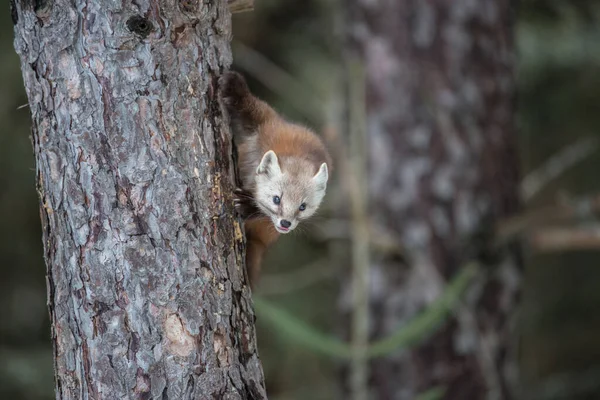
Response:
233,187,260,219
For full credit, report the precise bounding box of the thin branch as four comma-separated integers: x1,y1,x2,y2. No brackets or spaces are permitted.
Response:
496,193,600,246
231,41,325,123
528,226,600,253
521,136,598,201
228,0,254,13
313,218,404,258
347,58,370,400
317,192,600,256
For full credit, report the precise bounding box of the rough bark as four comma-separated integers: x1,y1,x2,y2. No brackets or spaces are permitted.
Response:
11,1,267,399
340,0,522,399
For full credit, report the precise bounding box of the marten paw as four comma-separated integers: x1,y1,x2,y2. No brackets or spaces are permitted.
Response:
234,187,261,219
219,71,250,108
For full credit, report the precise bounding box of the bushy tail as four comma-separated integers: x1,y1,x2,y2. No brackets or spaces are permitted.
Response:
219,71,276,139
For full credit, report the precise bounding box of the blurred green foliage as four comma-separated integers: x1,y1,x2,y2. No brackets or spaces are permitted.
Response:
2,1,600,399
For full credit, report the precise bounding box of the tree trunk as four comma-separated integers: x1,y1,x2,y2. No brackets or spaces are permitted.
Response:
340,0,522,399
11,1,267,399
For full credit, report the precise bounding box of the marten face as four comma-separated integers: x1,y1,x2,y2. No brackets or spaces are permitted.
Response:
254,150,328,234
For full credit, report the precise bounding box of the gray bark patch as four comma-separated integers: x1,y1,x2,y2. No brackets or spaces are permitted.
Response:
12,0,267,398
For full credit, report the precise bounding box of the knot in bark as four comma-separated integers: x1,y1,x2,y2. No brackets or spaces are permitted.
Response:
127,15,154,38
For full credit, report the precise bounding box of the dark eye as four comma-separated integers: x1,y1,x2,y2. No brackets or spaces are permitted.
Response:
299,203,306,211
273,195,281,205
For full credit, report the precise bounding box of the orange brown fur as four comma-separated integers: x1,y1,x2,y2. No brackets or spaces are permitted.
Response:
219,71,331,288
243,217,280,284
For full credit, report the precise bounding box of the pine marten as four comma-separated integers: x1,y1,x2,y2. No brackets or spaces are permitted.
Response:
219,71,332,288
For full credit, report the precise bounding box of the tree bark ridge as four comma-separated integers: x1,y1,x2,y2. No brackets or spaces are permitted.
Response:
12,0,267,398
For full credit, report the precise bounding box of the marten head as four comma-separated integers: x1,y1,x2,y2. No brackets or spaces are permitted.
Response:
254,150,328,234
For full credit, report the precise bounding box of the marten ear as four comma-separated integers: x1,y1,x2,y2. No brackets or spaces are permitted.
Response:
257,150,282,177
312,163,328,190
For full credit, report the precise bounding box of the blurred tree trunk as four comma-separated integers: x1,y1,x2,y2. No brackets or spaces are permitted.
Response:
11,1,266,399
340,0,522,399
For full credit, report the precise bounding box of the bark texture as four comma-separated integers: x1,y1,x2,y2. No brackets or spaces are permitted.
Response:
341,0,522,399
12,1,267,399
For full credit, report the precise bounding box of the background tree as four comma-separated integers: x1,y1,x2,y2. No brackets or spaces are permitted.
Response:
10,0,266,398
338,0,522,398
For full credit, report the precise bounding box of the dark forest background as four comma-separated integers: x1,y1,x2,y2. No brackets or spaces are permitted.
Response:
2,1,600,399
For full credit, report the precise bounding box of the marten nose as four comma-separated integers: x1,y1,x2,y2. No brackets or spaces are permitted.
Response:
280,219,292,228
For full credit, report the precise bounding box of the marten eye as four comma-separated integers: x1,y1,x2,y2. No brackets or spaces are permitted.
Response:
273,195,281,205
299,203,306,211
